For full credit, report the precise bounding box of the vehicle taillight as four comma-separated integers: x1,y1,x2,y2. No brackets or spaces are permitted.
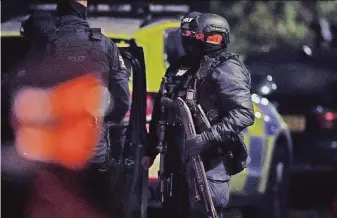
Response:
324,112,337,122
145,93,155,132
146,93,154,120
317,110,337,129
123,92,154,127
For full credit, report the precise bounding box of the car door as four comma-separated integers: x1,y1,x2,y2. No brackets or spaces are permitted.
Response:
111,40,149,218
1,36,31,143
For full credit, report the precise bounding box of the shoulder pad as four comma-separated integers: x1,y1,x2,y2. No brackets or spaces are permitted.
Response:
218,52,250,76
217,52,244,68
90,28,101,33
88,28,102,41
219,52,239,61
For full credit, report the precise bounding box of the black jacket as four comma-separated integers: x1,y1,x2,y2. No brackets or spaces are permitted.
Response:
147,53,254,179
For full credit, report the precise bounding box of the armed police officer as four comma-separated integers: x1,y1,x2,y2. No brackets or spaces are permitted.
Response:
56,0,130,216
142,13,254,218
10,1,130,217
56,0,130,170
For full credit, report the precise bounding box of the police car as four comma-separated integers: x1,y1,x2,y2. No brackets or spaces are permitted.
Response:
1,3,293,218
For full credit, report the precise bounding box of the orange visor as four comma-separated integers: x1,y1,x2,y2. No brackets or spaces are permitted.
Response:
181,30,223,45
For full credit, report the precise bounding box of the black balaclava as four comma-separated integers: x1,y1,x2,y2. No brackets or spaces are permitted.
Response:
180,11,202,56
189,37,225,59
56,1,87,20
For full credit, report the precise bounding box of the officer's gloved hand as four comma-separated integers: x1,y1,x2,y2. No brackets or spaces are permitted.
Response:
185,132,212,157
160,97,174,109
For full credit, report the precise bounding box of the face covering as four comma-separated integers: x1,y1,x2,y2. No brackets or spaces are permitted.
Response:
183,36,225,60
182,35,193,54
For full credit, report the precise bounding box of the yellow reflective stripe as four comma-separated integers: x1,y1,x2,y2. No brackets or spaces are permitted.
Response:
133,28,166,93
257,135,276,193
234,103,267,194
1,31,20,37
133,22,180,93
248,103,264,137
149,155,160,180
115,41,130,47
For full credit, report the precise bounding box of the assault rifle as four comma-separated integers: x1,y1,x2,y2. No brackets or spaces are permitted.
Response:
175,97,218,218
157,77,168,203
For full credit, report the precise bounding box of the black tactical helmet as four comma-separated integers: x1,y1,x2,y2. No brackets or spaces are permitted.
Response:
187,13,230,46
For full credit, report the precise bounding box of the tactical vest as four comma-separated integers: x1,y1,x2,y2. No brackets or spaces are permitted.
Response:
164,66,197,126
165,53,243,125
36,27,111,88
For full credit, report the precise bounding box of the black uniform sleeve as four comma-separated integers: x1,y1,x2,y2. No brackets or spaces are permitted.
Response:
202,59,255,144
106,41,130,123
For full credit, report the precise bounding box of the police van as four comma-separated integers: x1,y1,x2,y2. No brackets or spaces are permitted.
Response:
1,3,293,218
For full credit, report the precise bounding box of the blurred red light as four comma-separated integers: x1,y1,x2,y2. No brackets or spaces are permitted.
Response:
316,110,337,129
124,92,154,122
324,112,337,122
146,94,154,116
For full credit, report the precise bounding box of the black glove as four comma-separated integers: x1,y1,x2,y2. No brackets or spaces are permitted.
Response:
160,97,175,110
185,132,212,158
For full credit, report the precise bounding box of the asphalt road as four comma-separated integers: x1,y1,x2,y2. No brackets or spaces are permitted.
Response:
289,208,332,218
148,208,333,218
2,146,335,218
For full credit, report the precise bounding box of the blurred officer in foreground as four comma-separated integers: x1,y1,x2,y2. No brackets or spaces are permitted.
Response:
13,0,130,170
142,13,254,217
56,0,130,170
10,1,130,217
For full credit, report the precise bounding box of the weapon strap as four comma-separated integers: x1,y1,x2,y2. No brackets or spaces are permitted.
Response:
196,52,240,83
